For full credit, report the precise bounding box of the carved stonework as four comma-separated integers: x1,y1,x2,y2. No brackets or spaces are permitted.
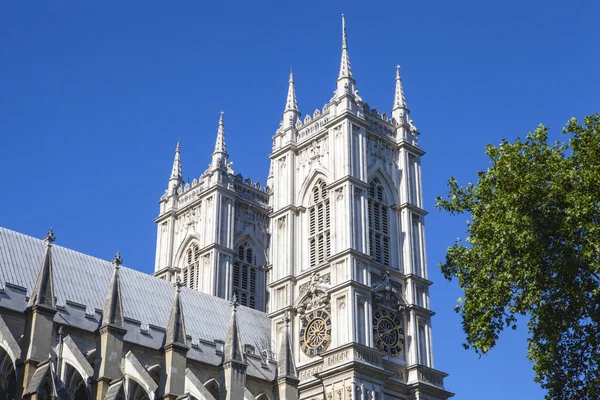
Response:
297,137,329,171
297,272,331,318
367,137,397,169
371,271,406,312
299,272,331,294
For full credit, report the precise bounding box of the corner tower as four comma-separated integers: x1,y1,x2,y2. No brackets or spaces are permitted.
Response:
267,15,452,400
154,114,270,311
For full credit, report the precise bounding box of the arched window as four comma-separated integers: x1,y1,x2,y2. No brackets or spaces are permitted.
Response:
369,178,390,266
0,348,16,400
233,242,258,309
64,364,89,400
308,180,331,268
37,380,52,400
182,243,201,289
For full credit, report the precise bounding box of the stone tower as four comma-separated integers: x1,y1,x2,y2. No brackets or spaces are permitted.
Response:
153,113,270,311
267,15,451,400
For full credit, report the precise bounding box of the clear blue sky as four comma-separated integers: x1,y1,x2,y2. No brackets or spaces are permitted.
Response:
1,1,598,398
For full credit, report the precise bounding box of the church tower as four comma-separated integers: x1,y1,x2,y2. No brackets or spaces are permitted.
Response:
268,15,451,399
153,113,270,311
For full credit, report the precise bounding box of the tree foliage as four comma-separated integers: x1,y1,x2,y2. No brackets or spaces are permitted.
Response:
436,114,600,399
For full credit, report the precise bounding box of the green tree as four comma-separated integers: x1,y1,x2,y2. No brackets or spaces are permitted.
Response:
436,114,600,399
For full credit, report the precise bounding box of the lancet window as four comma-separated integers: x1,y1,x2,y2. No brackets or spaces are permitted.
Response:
368,178,390,266
308,180,331,268
233,242,258,309
182,243,201,290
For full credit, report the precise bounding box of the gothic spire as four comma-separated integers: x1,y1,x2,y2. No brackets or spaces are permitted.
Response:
101,252,125,329
277,312,297,379
284,69,299,113
170,141,182,181
393,65,408,110
213,111,227,156
338,14,353,81
335,14,356,101
28,229,56,309
211,112,229,170
223,294,245,364
392,65,410,125
164,278,188,348
167,141,183,196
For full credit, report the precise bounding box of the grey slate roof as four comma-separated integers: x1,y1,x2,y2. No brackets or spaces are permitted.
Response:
0,227,271,355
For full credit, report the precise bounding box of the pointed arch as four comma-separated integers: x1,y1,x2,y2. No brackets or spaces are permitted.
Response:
0,346,17,400
63,362,89,400
173,234,202,269
123,351,158,400
367,168,399,206
185,368,216,400
173,235,203,290
256,394,271,400
296,169,329,206
204,378,220,400
0,315,19,371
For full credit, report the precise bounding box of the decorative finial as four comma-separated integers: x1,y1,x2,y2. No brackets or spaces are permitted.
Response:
112,251,123,268
230,293,239,311
44,228,56,245
174,275,183,292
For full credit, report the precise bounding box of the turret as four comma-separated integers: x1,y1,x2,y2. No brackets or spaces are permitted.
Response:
17,229,58,398
92,252,127,400
220,295,247,400
160,278,190,399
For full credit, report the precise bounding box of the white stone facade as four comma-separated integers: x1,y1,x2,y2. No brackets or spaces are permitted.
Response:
153,15,451,399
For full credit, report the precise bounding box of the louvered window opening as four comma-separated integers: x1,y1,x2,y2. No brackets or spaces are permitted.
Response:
368,179,390,266
233,242,258,309
308,180,331,268
183,243,201,289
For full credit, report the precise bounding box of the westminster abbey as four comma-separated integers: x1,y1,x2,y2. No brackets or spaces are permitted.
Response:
0,16,452,400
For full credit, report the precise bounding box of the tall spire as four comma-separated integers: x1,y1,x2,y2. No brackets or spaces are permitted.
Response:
277,312,297,379
392,65,410,126
101,251,125,329
170,141,182,181
335,14,356,101
213,111,227,156
338,14,353,80
164,277,188,348
167,141,183,196
28,229,56,309
223,294,245,364
284,69,299,113
211,112,229,170
393,65,408,110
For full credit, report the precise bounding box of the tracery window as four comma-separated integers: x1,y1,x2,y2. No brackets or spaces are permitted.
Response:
368,178,390,266
308,180,331,268
233,242,258,309
182,243,201,289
